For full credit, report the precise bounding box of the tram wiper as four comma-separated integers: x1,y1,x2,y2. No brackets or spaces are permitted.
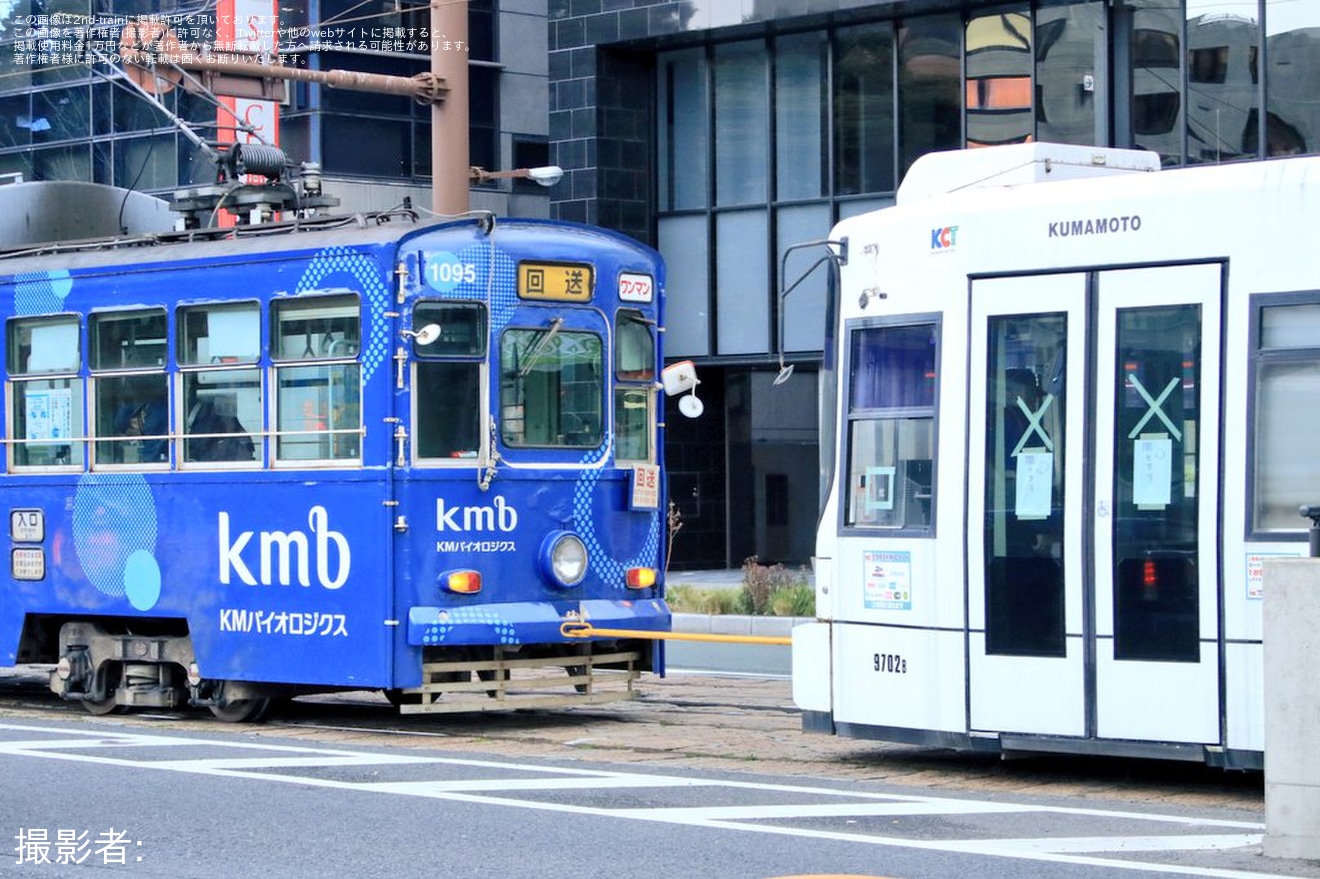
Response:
519,317,564,377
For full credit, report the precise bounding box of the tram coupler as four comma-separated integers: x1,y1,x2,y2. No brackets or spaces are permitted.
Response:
1301,505,1320,558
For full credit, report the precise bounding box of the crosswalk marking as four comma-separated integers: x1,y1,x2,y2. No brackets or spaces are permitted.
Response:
0,721,1277,878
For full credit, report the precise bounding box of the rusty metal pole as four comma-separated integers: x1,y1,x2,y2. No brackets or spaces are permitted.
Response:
431,0,470,215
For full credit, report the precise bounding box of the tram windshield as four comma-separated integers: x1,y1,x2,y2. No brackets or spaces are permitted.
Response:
500,325,603,448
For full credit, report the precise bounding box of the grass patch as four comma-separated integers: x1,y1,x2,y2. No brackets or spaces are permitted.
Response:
667,560,815,617
665,583,743,615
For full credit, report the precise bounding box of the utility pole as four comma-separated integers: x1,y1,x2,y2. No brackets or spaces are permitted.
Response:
430,0,470,215
119,11,467,214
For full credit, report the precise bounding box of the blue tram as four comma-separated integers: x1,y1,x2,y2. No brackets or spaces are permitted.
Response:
0,207,672,720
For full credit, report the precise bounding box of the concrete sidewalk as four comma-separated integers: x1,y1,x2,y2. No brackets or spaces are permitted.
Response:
665,568,746,590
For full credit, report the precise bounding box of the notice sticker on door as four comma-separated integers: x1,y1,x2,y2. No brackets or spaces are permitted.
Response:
864,550,912,611
1015,450,1053,519
1132,434,1172,508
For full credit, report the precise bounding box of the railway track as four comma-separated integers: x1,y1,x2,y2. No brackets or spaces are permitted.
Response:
0,665,1265,812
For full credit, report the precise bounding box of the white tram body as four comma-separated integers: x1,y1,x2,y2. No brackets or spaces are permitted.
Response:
792,143,1320,769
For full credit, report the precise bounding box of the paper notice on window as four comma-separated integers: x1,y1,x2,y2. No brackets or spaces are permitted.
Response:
1133,435,1172,508
1014,450,1053,519
24,387,73,441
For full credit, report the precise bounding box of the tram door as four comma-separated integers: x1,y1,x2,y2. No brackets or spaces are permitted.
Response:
968,264,1221,744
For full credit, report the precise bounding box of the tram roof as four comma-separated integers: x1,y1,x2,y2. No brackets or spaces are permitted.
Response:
0,209,459,278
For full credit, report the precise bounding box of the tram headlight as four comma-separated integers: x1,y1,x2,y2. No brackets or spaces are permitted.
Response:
541,531,588,588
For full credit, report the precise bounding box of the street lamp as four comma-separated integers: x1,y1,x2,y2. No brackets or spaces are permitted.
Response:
469,165,564,187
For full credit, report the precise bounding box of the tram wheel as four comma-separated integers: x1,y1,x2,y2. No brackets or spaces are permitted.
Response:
81,662,124,715
208,698,271,723
81,696,124,716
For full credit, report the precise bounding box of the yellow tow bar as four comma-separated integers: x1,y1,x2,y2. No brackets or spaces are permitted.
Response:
560,620,791,646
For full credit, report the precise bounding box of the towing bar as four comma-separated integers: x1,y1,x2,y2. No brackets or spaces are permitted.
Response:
560,621,791,646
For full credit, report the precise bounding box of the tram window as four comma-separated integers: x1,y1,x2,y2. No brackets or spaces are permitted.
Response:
615,310,654,382
271,295,361,361
177,303,261,465
178,302,260,366
1112,305,1201,663
7,316,84,469
271,295,362,462
412,301,486,461
615,389,650,461
615,310,654,462
983,314,1066,657
90,309,170,466
1252,296,1320,533
412,301,487,357
91,308,167,369
500,326,603,448
843,322,937,531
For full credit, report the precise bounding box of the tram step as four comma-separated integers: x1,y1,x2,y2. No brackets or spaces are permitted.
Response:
396,648,643,714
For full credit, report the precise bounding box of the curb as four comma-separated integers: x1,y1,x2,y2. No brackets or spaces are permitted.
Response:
672,612,812,638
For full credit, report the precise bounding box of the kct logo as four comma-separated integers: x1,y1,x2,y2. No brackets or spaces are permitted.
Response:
931,226,959,251
219,506,351,590
436,496,519,533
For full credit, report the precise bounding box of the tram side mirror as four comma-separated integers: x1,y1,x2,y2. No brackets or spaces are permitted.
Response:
661,360,703,418
401,323,442,346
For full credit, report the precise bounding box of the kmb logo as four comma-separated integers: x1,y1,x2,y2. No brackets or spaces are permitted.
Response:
930,225,959,251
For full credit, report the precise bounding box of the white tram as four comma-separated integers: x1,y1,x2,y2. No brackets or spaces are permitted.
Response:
791,143,1320,769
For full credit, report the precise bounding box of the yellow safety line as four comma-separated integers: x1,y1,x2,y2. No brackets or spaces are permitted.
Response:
560,621,791,646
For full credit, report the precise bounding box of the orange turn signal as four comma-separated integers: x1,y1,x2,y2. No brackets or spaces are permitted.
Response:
441,570,482,594
625,567,657,589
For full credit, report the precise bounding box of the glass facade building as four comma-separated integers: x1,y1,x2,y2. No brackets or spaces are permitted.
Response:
547,0,1320,568
0,0,551,213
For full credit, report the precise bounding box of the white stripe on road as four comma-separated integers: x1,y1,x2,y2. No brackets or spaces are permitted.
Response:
0,722,1274,879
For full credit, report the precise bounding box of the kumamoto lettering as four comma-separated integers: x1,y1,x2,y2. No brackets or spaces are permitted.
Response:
1048,215,1142,238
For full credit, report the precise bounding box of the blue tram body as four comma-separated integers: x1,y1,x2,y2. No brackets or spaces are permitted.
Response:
0,211,670,718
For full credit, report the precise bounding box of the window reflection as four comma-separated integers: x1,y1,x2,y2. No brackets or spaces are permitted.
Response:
1035,0,1108,146
658,48,709,211
1187,0,1260,164
776,32,827,200
834,23,895,196
1129,0,1184,164
966,7,1034,148
899,15,962,175
714,41,768,206
1265,0,1317,157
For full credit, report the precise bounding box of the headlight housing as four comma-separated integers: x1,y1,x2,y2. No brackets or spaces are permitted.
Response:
541,531,588,587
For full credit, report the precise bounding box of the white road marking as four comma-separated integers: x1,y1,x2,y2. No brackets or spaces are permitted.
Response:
0,721,1276,878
